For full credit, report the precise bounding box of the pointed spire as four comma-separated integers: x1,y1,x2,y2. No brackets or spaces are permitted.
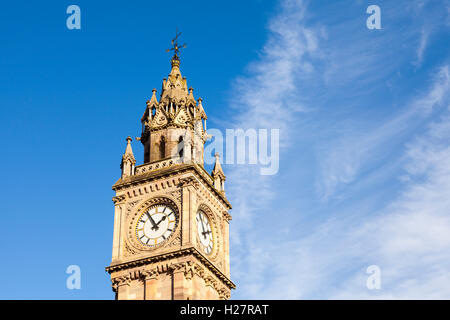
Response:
149,88,158,106
197,98,207,119
212,153,225,179
160,53,188,104
121,136,136,178
212,153,226,193
187,87,196,106
123,136,135,161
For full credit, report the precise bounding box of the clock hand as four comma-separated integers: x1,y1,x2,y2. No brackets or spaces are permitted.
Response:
155,215,167,227
202,230,212,236
147,212,159,230
199,216,207,239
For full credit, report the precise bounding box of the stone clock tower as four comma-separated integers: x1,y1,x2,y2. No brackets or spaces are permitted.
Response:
105,41,235,300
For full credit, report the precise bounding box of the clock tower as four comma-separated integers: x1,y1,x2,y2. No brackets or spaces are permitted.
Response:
105,39,235,300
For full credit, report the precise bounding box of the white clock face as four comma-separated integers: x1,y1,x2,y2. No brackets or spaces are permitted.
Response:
136,204,177,247
196,211,213,255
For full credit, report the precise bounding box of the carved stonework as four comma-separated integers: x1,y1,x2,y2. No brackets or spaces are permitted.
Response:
112,194,126,205
179,176,200,189
141,269,159,281
154,110,168,126
111,275,131,292
125,200,140,218
123,241,139,258
218,287,230,300
174,109,190,125
204,275,217,289
223,210,232,222
166,233,181,248
167,189,182,204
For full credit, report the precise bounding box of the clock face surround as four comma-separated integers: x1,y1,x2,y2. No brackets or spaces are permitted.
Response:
135,204,178,247
196,210,213,255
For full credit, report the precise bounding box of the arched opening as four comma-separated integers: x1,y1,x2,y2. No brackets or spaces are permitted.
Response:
151,106,156,117
159,136,166,159
178,136,184,158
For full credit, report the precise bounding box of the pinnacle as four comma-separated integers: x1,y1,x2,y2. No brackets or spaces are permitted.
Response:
123,136,135,162
149,88,158,105
212,153,225,179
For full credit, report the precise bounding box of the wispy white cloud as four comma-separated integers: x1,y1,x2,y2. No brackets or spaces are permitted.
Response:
316,65,450,201
234,65,450,299
224,0,322,295
226,0,450,300
415,28,429,67
226,0,319,234
332,93,450,299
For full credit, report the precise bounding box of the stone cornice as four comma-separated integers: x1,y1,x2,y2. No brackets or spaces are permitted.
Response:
112,163,232,210
105,246,235,290
112,194,126,205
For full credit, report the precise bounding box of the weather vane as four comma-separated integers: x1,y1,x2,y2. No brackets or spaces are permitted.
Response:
166,28,186,57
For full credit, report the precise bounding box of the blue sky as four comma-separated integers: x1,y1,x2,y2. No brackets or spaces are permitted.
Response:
0,0,449,299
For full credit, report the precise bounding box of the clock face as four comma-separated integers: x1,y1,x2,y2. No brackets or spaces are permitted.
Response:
135,204,177,247
196,210,213,255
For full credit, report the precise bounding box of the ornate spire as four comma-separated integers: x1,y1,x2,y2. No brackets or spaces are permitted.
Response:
212,153,226,193
123,136,135,162
160,31,189,105
139,31,209,166
197,97,207,120
121,136,136,178
212,153,225,176
149,88,158,106
186,87,196,106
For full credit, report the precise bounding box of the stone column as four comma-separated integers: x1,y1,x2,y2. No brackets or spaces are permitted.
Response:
111,195,125,263
223,215,230,277
172,267,186,300
180,178,199,246
114,276,131,300
143,270,159,300
204,276,218,299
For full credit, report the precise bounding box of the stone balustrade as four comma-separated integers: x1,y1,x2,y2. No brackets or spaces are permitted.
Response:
135,157,183,175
